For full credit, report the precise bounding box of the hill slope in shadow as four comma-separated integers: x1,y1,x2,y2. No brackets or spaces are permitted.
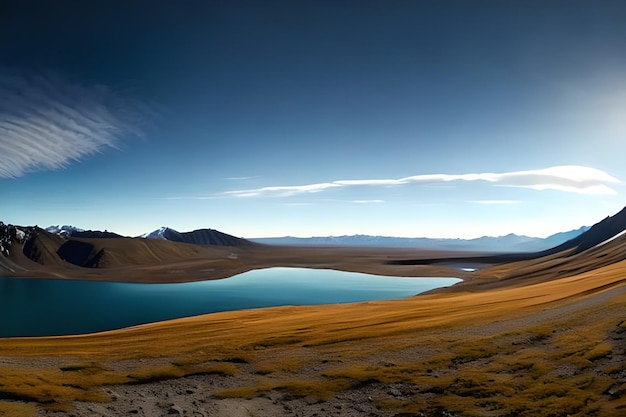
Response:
144,227,253,247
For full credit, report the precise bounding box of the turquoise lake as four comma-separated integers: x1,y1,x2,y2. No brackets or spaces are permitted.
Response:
0,267,460,337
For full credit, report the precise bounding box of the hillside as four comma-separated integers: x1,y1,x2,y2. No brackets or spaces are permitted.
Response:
539,205,626,255
387,206,626,287
142,226,253,247
1,227,252,282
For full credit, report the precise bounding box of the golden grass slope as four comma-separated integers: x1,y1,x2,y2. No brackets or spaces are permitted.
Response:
1,250,625,415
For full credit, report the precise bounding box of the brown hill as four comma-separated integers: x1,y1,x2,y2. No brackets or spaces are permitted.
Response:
0,228,253,282
146,226,254,247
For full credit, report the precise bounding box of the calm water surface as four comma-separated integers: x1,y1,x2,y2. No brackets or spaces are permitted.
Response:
0,267,460,337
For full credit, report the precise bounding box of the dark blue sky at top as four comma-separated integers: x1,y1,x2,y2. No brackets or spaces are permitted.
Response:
2,1,626,237
4,1,625,170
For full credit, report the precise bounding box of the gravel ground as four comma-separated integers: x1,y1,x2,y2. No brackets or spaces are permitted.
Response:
41,376,458,417
34,286,626,417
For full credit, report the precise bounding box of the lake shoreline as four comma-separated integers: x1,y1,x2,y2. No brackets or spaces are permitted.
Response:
1,259,624,417
0,268,461,338
1,243,477,284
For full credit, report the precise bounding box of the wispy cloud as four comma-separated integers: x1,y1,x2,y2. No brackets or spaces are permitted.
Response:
224,166,620,198
470,200,521,205
0,70,153,178
224,176,257,181
161,196,219,200
226,182,342,197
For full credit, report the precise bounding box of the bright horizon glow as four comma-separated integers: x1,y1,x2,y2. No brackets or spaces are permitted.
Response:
1,2,626,241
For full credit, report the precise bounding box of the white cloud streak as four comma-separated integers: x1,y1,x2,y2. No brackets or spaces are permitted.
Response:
470,200,521,205
227,182,342,197
224,176,257,181
224,166,620,198
0,70,153,178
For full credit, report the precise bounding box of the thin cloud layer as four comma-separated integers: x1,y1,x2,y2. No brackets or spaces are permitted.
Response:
225,166,620,198
0,70,152,178
470,200,521,205
227,182,342,197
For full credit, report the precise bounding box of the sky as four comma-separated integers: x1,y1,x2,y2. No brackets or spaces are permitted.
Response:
1,0,626,239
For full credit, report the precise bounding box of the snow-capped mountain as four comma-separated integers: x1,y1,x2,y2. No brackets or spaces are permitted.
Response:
47,223,590,252
46,225,123,239
141,226,171,240
141,227,252,247
45,225,85,237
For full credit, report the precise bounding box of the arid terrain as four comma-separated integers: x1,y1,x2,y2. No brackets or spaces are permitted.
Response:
1,213,626,416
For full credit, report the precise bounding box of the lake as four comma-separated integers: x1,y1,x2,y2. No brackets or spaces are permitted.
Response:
0,267,460,337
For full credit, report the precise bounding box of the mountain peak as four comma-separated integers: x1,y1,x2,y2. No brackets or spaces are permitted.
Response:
141,227,175,239
142,227,252,247
46,225,85,237
46,225,122,239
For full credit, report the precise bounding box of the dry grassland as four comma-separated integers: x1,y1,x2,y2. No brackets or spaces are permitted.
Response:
1,249,626,416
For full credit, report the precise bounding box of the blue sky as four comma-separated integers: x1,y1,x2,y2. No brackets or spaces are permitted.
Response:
1,1,626,238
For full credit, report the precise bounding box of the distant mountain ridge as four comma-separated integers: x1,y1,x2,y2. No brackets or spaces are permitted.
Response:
251,227,590,252
46,225,84,237
387,206,626,273
45,225,123,239
46,224,590,252
45,225,250,247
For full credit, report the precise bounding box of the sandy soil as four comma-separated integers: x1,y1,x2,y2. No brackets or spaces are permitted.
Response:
49,375,407,417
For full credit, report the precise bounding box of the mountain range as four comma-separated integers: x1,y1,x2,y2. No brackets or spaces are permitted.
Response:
388,207,626,272
45,225,250,247
249,227,589,252
0,205,624,285
46,224,590,253
46,225,123,239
